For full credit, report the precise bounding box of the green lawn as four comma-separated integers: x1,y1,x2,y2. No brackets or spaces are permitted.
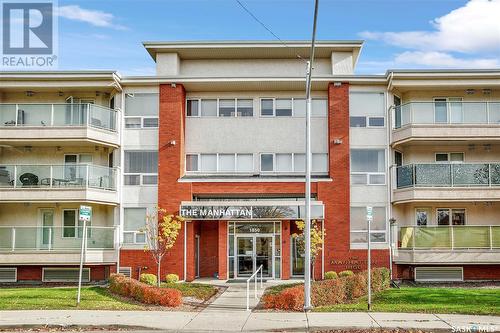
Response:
314,287,500,315
0,286,144,310
161,282,218,301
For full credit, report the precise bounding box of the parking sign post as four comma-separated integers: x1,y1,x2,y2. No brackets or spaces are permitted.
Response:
366,206,373,311
77,205,91,305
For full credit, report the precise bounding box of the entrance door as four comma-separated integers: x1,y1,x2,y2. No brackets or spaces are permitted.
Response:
237,237,254,277
255,236,272,277
40,209,54,249
236,235,273,278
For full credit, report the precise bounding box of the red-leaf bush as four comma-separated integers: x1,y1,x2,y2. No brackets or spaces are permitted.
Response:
109,273,182,307
263,268,390,310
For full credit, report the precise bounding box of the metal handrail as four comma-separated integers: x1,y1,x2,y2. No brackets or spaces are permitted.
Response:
246,264,263,311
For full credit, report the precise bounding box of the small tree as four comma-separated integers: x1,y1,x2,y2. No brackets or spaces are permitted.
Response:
292,219,325,281
143,208,183,286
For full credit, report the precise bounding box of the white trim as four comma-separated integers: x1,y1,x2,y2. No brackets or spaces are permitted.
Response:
178,177,333,183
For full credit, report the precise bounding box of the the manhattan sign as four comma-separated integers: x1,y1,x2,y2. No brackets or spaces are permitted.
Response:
179,203,324,220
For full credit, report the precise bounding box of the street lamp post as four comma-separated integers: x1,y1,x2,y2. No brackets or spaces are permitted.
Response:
304,0,320,311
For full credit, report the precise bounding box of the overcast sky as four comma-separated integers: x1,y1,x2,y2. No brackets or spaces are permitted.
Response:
53,0,500,75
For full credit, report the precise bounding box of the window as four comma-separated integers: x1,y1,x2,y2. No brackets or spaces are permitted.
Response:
186,154,199,172
261,99,274,116
260,153,328,173
312,99,328,117
350,116,384,128
437,208,465,226
201,99,217,117
276,99,292,117
349,92,385,128
125,93,159,128
350,149,385,185
435,152,464,163
260,154,274,172
416,208,429,226
350,206,387,244
187,99,200,117
237,99,253,117
219,99,235,117
434,97,464,124
123,208,147,244
124,151,158,185
62,209,90,238
219,154,236,172
186,153,254,173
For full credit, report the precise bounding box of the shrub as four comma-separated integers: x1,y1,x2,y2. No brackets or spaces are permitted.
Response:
139,273,157,286
165,273,179,283
263,285,304,311
324,271,338,280
109,273,182,307
338,270,354,277
263,268,391,310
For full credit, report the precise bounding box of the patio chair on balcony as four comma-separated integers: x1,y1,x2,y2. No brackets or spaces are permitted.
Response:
19,173,39,187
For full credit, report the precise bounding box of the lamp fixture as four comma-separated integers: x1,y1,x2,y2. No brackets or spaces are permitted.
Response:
26,91,35,97
482,89,492,95
465,89,475,95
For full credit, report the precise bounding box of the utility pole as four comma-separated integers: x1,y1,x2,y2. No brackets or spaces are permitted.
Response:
304,0,320,311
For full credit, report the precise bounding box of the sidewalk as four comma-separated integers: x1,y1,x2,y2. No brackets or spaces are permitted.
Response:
0,284,499,331
1,310,499,331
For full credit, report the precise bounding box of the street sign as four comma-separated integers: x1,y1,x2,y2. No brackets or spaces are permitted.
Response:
79,205,92,222
366,206,373,222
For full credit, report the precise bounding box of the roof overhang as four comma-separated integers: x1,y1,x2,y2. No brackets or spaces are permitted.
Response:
143,40,363,63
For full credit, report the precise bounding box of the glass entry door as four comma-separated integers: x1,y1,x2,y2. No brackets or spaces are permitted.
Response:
236,235,273,278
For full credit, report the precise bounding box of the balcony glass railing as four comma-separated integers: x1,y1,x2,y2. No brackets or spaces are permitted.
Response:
0,103,117,132
0,164,117,190
0,226,116,251
396,163,500,189
394,101,500,129
398,225,500,250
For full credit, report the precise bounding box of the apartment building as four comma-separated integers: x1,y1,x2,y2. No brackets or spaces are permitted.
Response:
0,40,499,283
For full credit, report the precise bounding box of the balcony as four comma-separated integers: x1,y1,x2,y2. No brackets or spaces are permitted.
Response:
393,225,500,264
0,164,119,204
393,101,500,145
0,103,119,147
0,226,118,264
393,163,500,203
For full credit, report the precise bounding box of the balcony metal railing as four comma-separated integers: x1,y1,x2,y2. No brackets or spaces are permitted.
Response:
0,103,117,132
0,226,117,251
0,164,117,191
396,163,500,189
394,101,500,129
398,225,500,250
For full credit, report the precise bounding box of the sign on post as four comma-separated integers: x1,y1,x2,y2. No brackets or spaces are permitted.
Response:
366,206,372,311
77,205,91,305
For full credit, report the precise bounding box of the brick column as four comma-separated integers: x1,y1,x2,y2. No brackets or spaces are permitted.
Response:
318,82,351,273
158,84,192,280
218,221,228,280
281,220,291,280
186,222,195,281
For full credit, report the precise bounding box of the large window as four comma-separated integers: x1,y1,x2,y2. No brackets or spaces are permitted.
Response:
350,149,385,185
62,209,90,238
186,153,254,173
124,151,158,185
260,153,328,173
350,206,387,245
187,98,254,117
123,208,147,244
124,93,159,129
260,98,327,117
437,208,466,226
349,92,385,128
435,152,464,163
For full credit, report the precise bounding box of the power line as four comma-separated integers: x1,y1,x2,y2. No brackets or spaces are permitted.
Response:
234,0,305,61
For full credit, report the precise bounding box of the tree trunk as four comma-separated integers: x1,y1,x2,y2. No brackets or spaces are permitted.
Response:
157,261,161,287
311,259,315,282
